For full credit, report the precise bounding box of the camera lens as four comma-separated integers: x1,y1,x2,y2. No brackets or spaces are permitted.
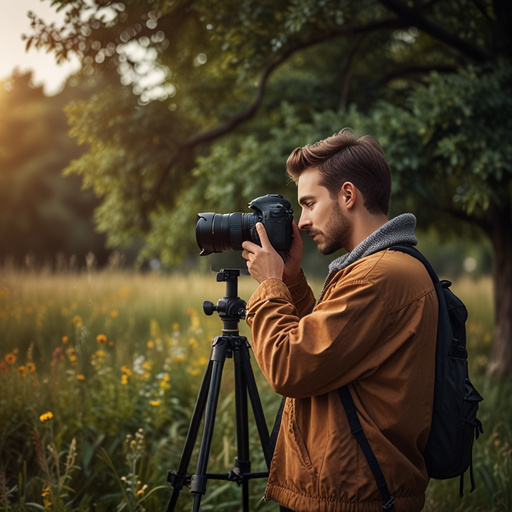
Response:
196,212,257,255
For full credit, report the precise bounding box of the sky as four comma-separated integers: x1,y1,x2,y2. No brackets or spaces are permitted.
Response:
0,0,81,95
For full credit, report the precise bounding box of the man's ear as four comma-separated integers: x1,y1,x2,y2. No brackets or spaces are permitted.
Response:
339,182,356,210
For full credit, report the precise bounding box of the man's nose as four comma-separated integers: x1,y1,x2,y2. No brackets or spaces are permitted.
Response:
298,211,309,231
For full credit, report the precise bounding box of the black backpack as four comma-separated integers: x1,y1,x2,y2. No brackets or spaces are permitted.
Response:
338,245,484,512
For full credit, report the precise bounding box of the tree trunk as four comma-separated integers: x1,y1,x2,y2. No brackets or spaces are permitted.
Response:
486,202,512,379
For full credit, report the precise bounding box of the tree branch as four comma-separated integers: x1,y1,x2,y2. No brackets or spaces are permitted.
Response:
380,63,458,86
148,16,410,210
378,0,493,63
340,34,366,110
442,204,491,233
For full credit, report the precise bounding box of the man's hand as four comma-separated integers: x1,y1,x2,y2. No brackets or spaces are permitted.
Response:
242,223,285,284
282,220,303,286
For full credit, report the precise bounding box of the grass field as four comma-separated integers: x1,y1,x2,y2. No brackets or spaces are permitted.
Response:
0,264,510,511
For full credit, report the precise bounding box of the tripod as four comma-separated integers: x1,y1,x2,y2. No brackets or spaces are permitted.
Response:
166,269,272,512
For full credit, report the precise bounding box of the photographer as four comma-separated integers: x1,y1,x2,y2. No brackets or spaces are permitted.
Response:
241,128,437,512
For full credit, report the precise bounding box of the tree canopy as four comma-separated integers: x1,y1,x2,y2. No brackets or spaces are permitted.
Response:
26,0,512,377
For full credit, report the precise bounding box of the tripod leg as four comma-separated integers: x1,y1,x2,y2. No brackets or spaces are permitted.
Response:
233,345,251,511
239,343,272,469
191,337,230,512
166,356,214,512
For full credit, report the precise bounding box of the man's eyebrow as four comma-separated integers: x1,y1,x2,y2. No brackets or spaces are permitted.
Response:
298,195,315,206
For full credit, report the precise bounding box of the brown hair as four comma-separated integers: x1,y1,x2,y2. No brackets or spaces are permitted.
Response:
286,128,391,215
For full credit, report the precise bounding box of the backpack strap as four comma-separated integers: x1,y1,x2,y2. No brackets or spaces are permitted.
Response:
268,396,286,457
338,386,396,512
389,244,440,284
272,392,396,511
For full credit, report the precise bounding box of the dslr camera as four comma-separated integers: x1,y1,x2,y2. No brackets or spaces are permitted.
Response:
196,194,293,256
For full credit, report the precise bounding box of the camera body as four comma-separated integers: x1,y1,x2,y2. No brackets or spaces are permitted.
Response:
196,194,294,256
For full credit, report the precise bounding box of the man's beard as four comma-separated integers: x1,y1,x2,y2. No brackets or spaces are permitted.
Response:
315,201,352,255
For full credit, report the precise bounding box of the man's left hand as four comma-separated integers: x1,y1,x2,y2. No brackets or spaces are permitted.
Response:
242,223,284,284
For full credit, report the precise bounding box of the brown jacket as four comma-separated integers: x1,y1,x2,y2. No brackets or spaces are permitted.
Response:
246,248,438,512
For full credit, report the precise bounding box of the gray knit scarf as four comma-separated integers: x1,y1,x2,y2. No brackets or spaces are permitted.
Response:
322,213,418,292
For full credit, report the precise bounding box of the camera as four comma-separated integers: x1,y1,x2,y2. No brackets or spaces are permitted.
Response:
196,194,294,256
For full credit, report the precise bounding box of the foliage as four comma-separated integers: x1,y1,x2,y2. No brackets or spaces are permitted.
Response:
22,0,509,262
97,430,168,512
0,267,508,510
370,60,512,227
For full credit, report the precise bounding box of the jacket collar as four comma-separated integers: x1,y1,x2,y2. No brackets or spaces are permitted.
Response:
328,213,418,274
319,213,418,296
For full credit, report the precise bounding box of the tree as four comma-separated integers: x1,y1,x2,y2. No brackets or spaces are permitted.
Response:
27,0,512,377
0,71,110,265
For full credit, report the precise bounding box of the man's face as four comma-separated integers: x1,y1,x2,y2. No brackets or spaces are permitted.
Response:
297,167,351,255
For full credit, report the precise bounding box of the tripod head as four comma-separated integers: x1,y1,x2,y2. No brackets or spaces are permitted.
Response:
203,269,247,333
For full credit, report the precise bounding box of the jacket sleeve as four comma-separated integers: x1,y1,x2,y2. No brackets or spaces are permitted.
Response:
245,275,392,398
286,270,316,318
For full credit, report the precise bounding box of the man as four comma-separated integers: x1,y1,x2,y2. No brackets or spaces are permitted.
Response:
241,128,438,512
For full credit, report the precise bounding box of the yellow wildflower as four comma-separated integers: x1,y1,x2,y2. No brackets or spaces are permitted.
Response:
121,374,129,385
121,366,132,376
17,366,27,378
96,334,107,344
76,374,85,381
42,486,52,509
61,336,69,344
150,400,161,407
39,411,54,423
110,309,119,318
72,315,83,328
26,362,36,373
136,485,148,497
159,380,171,390
4,353,16,365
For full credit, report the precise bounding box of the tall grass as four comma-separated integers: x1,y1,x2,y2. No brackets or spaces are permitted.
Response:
0,266,509,511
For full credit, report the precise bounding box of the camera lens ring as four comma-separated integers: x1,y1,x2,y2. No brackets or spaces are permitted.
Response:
227,213,243,251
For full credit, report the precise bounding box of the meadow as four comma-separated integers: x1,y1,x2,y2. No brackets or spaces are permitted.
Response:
0,261,510,511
